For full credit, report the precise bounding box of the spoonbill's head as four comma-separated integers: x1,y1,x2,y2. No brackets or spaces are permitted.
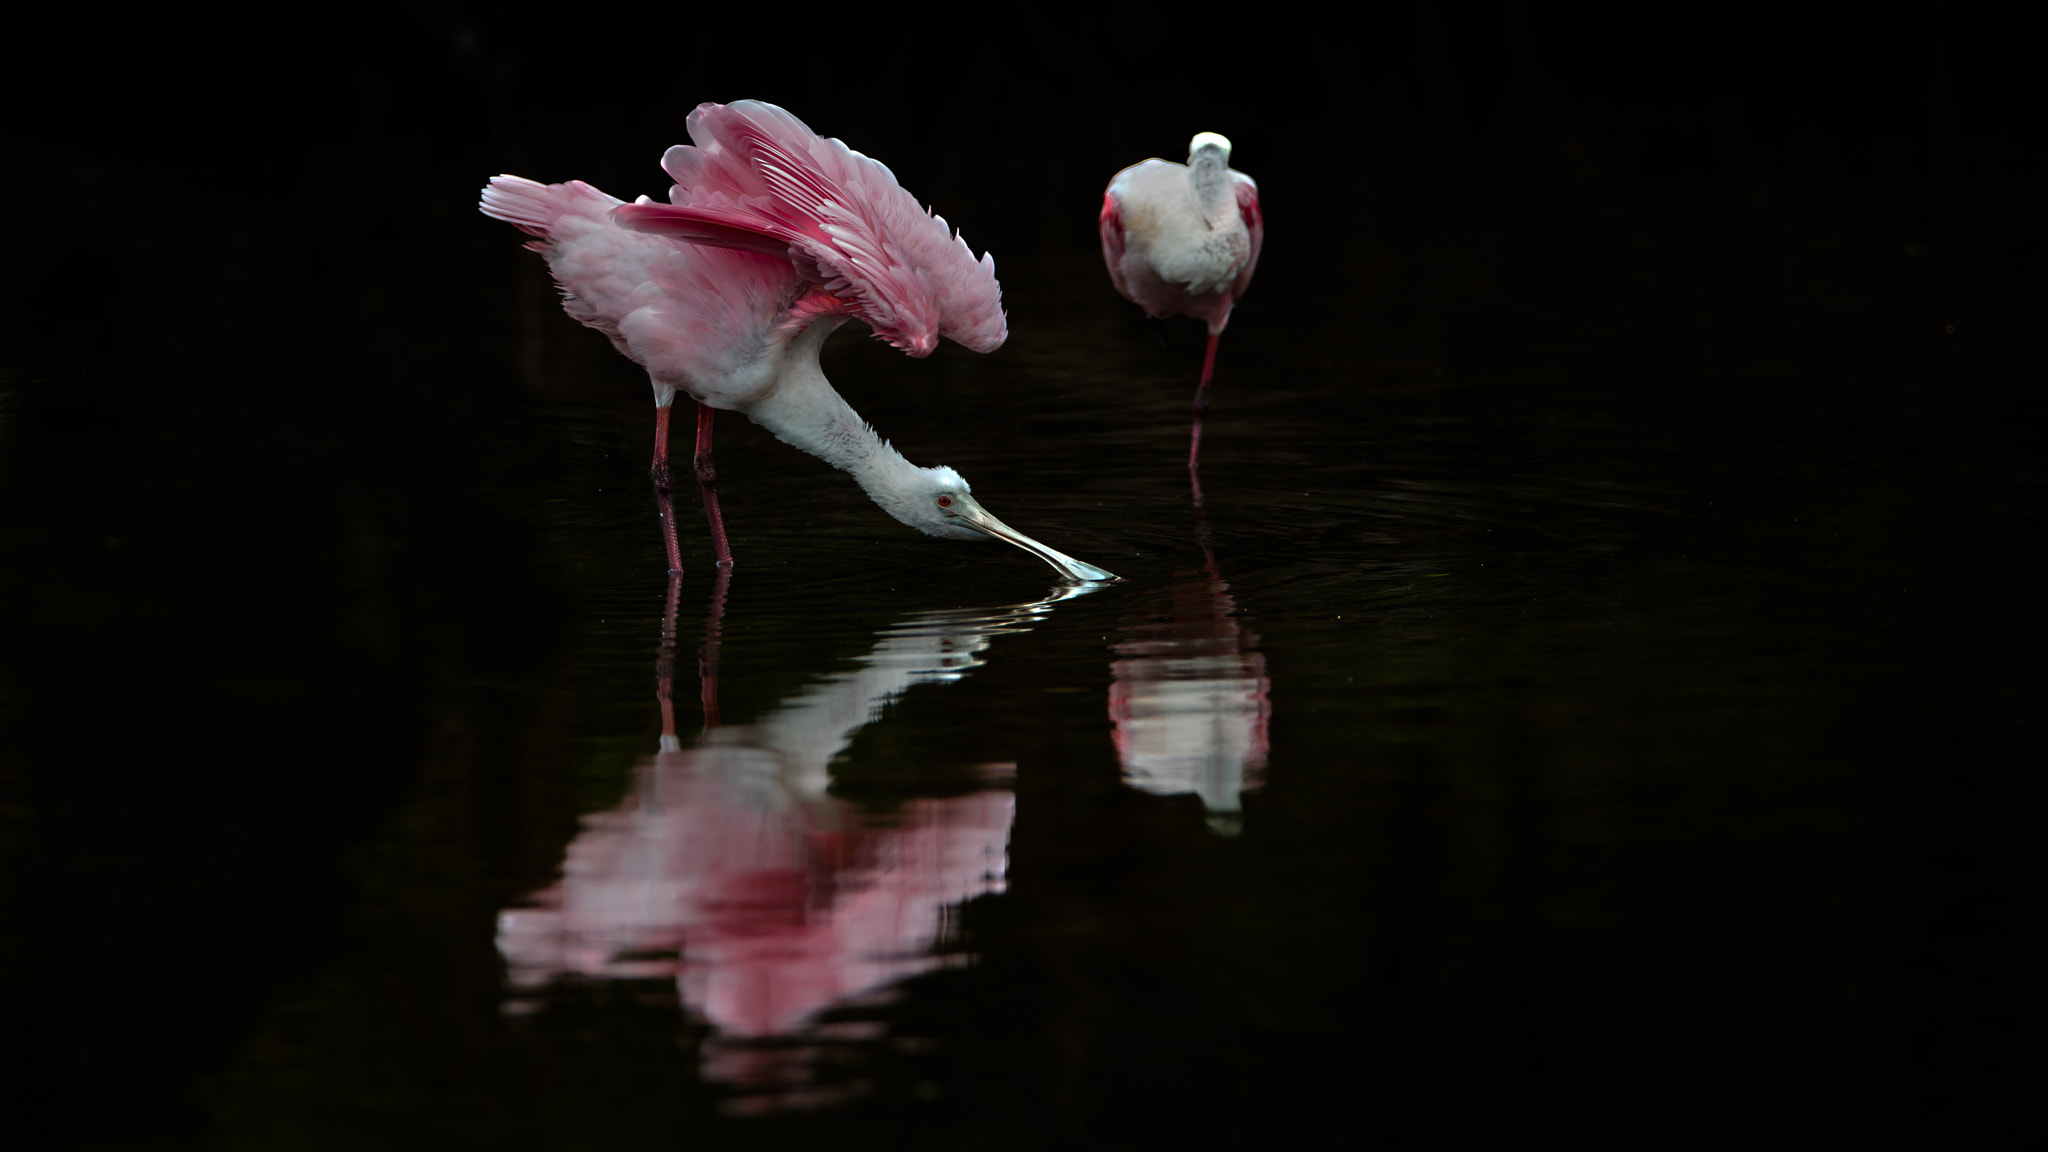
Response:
1189,132,1233,162
880,466,1117,583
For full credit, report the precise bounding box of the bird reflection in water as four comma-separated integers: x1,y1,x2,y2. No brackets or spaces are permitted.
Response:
1109,484,1270,833
499,576,1094,1113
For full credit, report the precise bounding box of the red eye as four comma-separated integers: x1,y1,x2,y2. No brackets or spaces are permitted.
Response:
937,495,953,509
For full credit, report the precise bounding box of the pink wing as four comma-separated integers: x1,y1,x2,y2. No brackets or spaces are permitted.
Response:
615,101,1006,357
1098,189,1134,303
1232,175,1263,301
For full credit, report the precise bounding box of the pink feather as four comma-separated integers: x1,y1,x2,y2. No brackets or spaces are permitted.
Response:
1233,180,1265,302
1099,191,1131,302
480,173,805,392
614,100,1007,356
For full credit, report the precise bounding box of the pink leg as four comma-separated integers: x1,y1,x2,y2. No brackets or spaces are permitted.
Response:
655,574,682,742
651,405,686,575
1188,331,1221,475
697,564,731,731
656,567,731,738
694,402,734,569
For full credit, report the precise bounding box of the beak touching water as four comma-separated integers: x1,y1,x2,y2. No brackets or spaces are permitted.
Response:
951,494,1118,584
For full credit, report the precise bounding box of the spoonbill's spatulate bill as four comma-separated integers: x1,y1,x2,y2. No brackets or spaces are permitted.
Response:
480,100,1115,584
1100,132,1264,473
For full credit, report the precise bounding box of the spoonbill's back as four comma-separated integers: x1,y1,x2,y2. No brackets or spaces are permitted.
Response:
1100,132,1264,473
480,100,1113,583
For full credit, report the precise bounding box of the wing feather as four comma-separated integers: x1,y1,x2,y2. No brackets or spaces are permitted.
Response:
617,100,1006,355
606,203,793,259
1098,189,1132,300
1232,175,1263,301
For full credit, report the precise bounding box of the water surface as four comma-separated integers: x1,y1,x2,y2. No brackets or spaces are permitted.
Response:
7,295,2037,1148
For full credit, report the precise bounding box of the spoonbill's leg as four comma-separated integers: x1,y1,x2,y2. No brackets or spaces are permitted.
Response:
693,402,734,569
650,403,686,575
697,564,732,731
655,573,682,749
1188,331,1221,474
654,567,729,743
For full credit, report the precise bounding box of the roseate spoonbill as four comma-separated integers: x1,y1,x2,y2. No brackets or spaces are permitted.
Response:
1099,132,1264,473
480,100,1114,583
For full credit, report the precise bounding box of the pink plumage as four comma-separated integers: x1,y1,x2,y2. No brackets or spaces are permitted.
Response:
479,100,1111,583
1099,142,1263,335
619,101,1007,357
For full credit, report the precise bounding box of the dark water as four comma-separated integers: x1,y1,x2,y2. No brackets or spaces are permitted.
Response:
7,299,2042,1147
4,7,2045,1149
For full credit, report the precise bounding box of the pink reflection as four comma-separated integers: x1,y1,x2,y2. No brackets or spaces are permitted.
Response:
501,583,1087,1112
1110,568,1271,825
499,765,1010,1039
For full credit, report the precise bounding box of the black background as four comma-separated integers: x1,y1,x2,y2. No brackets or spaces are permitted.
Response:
3,1,2042,1147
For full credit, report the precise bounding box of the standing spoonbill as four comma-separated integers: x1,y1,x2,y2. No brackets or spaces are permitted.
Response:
1099,132,1264,475
481,100,1114,583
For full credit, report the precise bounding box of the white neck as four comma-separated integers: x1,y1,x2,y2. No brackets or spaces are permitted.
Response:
740,320,928,520
740,609,1007,796
1188,145,1234,228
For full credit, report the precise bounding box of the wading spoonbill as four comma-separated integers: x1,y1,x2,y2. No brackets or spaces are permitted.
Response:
1100,132,1263,475
482,100,1114,583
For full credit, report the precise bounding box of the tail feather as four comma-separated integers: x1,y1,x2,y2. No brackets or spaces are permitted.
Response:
479,174,559,239
479,174,655,349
